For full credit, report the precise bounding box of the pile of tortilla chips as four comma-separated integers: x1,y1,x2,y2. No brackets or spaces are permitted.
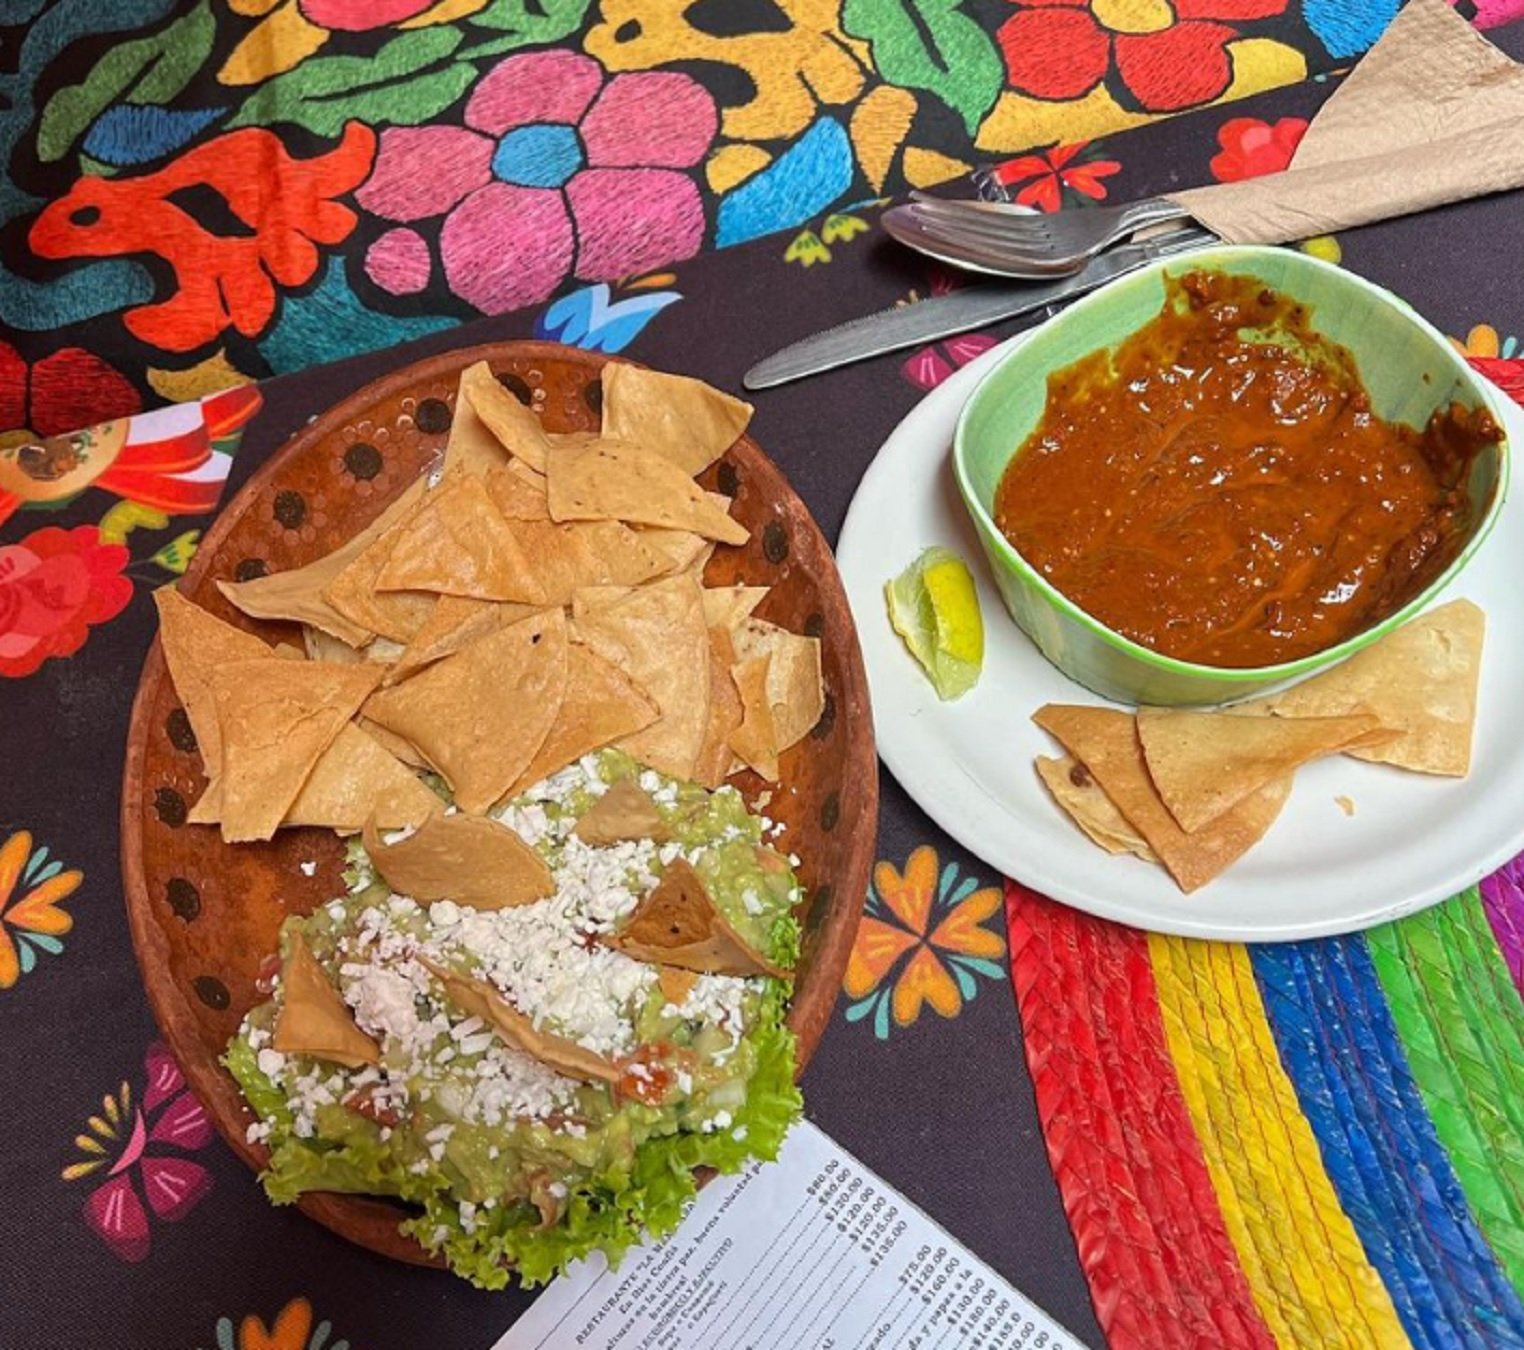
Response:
1034,600,1485,892
154,361,826,844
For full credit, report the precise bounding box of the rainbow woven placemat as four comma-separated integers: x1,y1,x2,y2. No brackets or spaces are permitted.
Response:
1007,856,1524,1349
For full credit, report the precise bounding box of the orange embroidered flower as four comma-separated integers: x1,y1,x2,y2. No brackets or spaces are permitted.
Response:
231,1297,340,1350
843,846,1005,1037
0,830,83,988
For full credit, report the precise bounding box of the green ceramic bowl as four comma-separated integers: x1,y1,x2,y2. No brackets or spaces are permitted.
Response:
953,245,1510,706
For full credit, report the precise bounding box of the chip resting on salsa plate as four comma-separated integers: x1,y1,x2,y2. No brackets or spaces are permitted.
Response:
154,360,830,1288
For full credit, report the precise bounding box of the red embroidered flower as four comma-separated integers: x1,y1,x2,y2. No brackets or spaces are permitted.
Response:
0,340,140,440
1209,116,1308,181
998,0,1289,114
991,141,1122,212
0,524,131,678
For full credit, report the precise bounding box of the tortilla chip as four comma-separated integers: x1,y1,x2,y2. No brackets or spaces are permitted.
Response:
637,527,713,575
571,574,710,779
608,859,789,978
1137,708,1386,833
1034,705,1291,893
571,586,635,619
154,589,274,779
273,932,380,1068
485,460,551,521
319,487,440,644
385,595,540,686
729,654,779,782
692,628,745,789
658,966,698,1006
420,957,619,1084
361,609,568,814
573,778,671,846
362,812,553,908
1248,600,1485,776
192,724,438,832
547,437,748,545
301,626,402,666
374,472,547,604
730,618,824,752
356,715,431,770
702,585,768,634
217,477,427,646
502,643,660,800
208,659,382,842
600,364,752,476
1035,755,1157,862
462,362,551,473
444,364,513,477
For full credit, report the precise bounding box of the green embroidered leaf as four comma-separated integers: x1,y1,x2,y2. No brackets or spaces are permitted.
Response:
151,530,200,575
226,29,475,136
468,0,593,39
37,1,215,162
784,230,831,267
842,0,1002,137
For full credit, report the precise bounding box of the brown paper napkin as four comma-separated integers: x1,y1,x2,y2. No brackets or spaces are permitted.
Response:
1168,0,1524,244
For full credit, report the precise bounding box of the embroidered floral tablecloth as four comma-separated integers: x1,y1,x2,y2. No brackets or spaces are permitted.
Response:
6,0,1524,451
8,13,1524,1350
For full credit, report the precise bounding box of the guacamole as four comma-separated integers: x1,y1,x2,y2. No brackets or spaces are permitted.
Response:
226,750,802,1289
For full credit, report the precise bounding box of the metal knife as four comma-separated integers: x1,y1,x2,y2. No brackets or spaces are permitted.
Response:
743,226,1215,390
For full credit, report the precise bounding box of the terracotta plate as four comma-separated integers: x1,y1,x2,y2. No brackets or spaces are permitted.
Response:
120,342,877,1267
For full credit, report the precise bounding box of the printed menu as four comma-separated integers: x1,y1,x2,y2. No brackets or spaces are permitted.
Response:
498,1119,1088,1350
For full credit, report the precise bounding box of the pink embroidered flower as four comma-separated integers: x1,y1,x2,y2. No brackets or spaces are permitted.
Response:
63,1041,214,1261
357,50,717,315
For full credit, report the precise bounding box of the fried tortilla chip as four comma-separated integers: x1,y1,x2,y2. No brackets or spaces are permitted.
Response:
692,628,745,789
154,589,273,779
208,659,383,842
273,931,379,1068
420,957,619,1084
320,487,440,644
192,724,438,832
356,715,430,770
571,585,634,619
600,364,752,476
1035,755,1157,862
374,472,547,604
1034,705,1291,893
217,477,427,646
608,859,789,979
573,778,671,846
301,626,403,665
729,654,779,782
485,460,551,520
502,643,660,800
571,575,709,779
1137,708,1386,833
362,812,553,908
657,966,698,1006
547,438,748,544
730,618,824,752
385,595,539,686
444,364,513,477
702,585,768,634
362,609,568,813
637,527,713,575
1248,600,1485,776
462,362,552,473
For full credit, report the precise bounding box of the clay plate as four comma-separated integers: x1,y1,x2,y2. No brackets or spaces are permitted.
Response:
120,342,877,1268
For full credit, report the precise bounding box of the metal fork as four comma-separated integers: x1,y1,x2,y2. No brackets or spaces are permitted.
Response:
898,192,1192,275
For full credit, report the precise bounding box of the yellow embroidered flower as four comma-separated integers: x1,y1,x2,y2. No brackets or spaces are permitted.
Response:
843,845,1005,1037
0,831,82,989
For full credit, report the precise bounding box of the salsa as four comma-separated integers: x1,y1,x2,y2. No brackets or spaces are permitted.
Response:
993,271,1500,668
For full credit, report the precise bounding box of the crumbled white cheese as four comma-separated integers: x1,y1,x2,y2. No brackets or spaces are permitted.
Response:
257,1048,287,1078
299,860,317,877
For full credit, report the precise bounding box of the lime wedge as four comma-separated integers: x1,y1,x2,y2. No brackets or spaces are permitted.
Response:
885,546,983,700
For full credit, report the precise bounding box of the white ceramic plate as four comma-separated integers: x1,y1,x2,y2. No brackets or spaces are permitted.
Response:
838,339,1524,941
